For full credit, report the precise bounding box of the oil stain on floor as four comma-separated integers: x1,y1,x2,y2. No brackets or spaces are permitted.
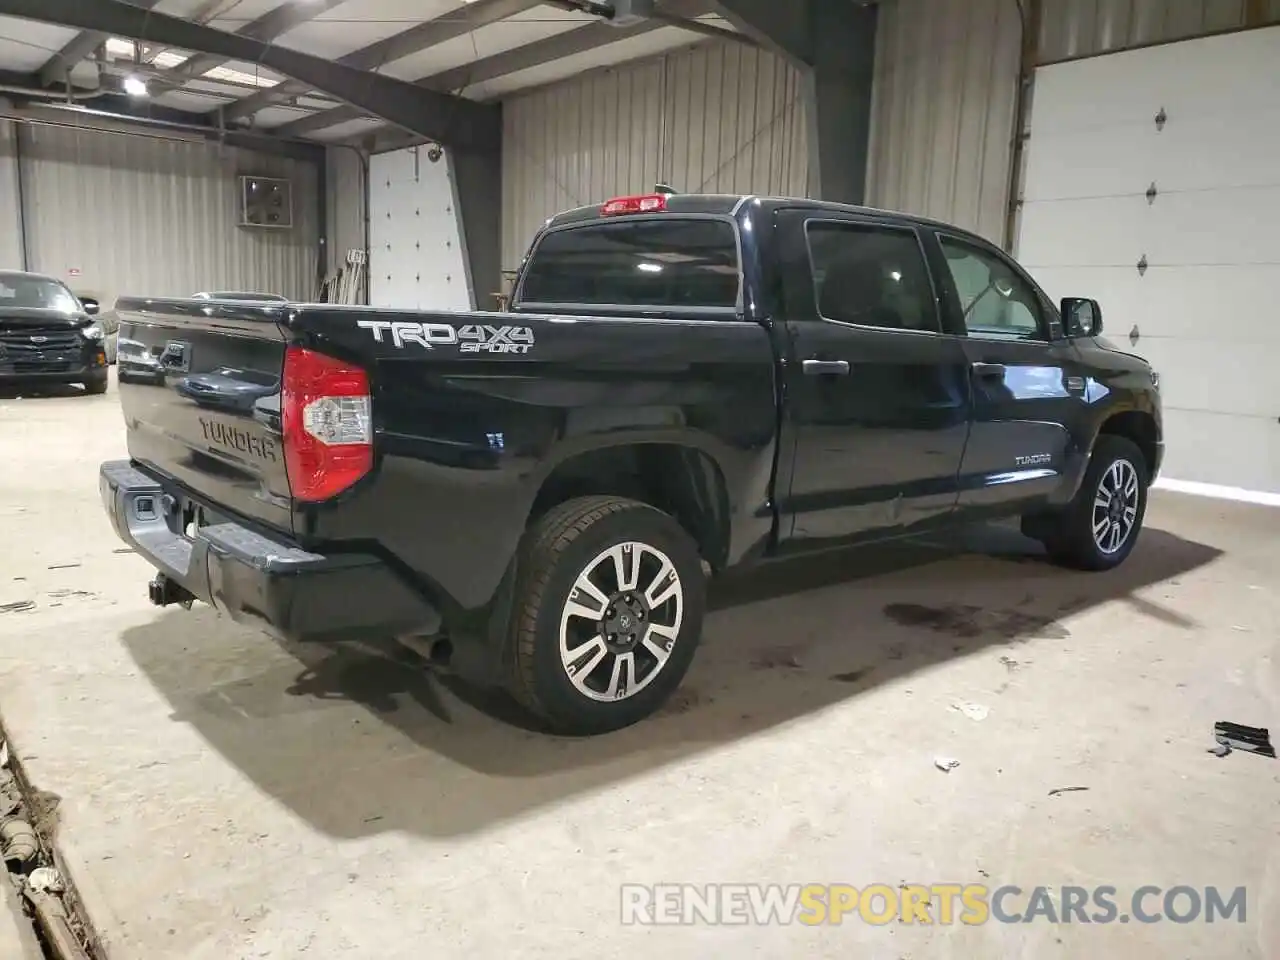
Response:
882,602,1069,641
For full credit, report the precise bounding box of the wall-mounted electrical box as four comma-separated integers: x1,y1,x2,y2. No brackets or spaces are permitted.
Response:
239,175,293,229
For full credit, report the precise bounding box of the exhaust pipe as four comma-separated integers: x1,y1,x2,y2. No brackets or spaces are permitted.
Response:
148,575,195,608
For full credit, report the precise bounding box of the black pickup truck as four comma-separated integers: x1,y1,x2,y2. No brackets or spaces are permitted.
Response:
100,192,1162,735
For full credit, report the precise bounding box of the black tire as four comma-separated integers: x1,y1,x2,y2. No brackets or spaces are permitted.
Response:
83,377,108,395
1037,436,1149,571
508,495,706,736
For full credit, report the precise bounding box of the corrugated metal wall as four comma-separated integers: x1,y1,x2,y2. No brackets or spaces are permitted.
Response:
16,125,319,304
866,0,1023,245
1039,0,1280,62
501,38,811,272
0,121,23,270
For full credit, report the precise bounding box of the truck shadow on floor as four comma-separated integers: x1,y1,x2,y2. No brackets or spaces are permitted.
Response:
0,383,92,400
120,522,1221,840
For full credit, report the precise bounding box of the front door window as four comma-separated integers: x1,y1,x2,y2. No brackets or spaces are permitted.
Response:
938,236,1045,341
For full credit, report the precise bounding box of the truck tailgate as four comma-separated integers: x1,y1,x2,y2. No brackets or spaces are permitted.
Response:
114,297,293,534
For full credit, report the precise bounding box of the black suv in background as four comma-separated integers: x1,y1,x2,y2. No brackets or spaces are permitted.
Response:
0,270,109,394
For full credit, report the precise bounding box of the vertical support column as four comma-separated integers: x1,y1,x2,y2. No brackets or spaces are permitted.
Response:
1244,0,1270,26
709,0,878,205
315,145,329,299
451,144,504,311
803,1,877,204
0,120,27,270
1006,0,1043,252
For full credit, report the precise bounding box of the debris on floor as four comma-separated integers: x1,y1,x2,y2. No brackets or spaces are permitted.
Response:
934,756,961,773
0,739,100,959
1211,722,1275,759
950,700,989,722
0,602,34,615
1048,786,1090,797
0,816,38,870
26,866,64,895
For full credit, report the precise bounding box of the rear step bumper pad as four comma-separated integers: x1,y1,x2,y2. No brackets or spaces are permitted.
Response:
99,460,442,642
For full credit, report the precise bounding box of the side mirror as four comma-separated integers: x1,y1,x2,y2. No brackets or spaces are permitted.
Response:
1061,297,1102,337
80,296,101,316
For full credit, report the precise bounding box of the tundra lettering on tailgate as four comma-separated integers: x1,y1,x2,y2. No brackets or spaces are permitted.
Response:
357,320,535,355
199,417,278,463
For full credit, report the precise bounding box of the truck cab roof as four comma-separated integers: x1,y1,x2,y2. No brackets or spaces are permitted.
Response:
542,193,994,248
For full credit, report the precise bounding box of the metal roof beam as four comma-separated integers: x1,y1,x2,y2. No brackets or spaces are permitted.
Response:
274,0,710,138
37,0,163,89
426,0,712,91
222,0,543,122
0,0,501,150
149,0,348,97
0,97,325,164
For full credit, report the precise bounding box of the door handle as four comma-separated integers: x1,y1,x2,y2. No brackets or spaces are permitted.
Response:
970,361,1006,380
802,359,851,376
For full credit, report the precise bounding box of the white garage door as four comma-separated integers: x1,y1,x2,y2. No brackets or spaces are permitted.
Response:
1017,26,1280,495
368,145,473,312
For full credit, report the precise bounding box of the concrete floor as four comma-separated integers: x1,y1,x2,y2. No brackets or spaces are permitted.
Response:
0,373,1277,959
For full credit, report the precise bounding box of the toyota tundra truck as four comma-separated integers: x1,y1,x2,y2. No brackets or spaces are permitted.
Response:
100,192,1163,735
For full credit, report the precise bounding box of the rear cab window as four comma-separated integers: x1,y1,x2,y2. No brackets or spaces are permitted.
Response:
515,217,742,314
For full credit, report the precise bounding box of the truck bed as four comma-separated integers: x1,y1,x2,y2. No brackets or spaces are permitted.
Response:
112,296,780,613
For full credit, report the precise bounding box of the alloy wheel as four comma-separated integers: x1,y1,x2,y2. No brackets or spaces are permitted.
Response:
558,541,684,702
1092,458,1140,555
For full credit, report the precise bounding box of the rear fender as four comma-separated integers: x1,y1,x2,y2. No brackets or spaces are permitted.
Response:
527,439,734,570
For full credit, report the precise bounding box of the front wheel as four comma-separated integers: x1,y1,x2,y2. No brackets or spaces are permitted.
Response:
1034,436,1149,571
507,496,706,736
83,377,108,395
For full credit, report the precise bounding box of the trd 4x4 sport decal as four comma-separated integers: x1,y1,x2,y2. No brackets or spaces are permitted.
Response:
356,320,535,355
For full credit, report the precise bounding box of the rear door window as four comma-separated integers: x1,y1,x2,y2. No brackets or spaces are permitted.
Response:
806,221,941,333
518,218,741,311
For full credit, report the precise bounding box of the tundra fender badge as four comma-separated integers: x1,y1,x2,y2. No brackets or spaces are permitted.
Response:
1014,453,1052,467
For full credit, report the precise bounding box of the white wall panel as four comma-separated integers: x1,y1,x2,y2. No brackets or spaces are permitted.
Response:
866,0,1280,249
368,145,471,311
0,121,22,270
866,0,1022,246
1019,25,1280,492
1038,0,1280,62
17,125,319,304
501,38,810,272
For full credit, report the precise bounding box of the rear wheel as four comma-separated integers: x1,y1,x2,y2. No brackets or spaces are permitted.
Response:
1030,436,1148,571
508,495,706,736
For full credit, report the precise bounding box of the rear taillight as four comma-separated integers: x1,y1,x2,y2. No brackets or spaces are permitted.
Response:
281,346,372,502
